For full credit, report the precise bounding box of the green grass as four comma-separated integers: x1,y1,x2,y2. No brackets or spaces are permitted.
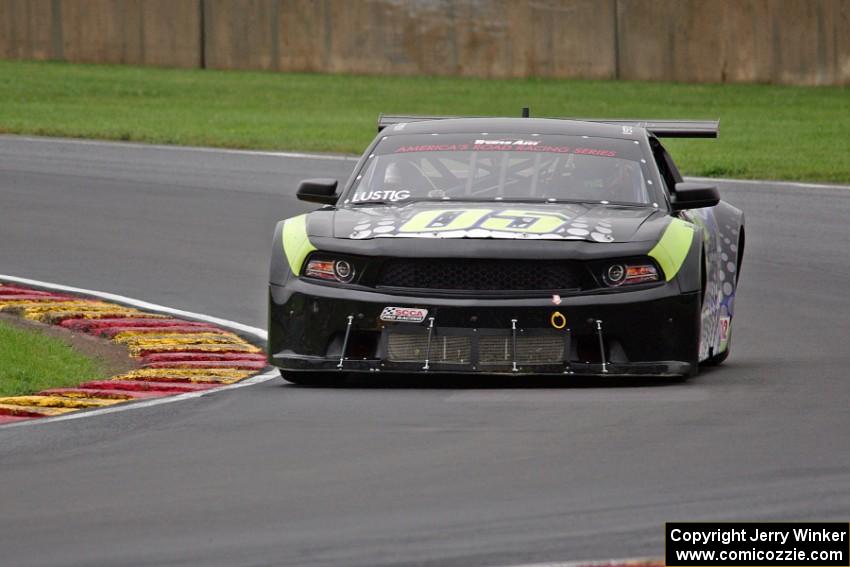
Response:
0,320,107,397
1,60,849,182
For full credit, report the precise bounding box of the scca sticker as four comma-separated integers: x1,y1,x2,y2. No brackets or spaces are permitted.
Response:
380,306,428,323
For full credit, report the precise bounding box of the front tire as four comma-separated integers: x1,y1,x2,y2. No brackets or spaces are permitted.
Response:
702,230,742,369
702,346,730,367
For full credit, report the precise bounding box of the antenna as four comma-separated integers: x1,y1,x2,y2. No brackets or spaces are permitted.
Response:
521,107,530,118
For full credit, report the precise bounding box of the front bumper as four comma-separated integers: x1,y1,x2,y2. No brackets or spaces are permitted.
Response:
268,279,700,377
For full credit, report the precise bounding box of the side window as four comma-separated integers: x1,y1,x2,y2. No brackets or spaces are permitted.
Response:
649,138,682,195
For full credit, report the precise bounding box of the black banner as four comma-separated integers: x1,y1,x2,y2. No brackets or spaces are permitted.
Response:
666,522,849,566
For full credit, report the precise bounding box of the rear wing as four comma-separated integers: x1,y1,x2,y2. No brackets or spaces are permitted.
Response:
377,114,719,138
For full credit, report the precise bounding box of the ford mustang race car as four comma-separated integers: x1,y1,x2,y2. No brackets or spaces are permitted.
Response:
268,114,744,383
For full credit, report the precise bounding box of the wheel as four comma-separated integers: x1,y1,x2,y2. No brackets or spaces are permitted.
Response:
279,370,344,386
702,230,742,369
702,346,730,367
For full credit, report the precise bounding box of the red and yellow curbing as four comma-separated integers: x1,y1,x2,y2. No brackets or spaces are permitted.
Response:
0,282,267,424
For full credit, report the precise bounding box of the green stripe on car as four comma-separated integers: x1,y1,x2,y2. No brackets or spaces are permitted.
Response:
281,215,316,275
648,218,695,281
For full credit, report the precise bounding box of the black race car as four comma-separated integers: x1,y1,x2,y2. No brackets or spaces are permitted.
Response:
268,115,744,383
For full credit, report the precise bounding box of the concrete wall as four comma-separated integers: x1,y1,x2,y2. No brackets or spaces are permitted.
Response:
1,0,848,85
617,0,850,85
201,0,616,79
0,0,200,67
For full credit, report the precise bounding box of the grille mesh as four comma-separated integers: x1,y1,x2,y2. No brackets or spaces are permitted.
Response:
479,335,565,365
387,334,471,364
386,332,564,366
378,259,581,291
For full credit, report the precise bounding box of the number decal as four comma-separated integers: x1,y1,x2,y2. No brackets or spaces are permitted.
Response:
399,208,571,234
399,209,491,232
480,210,569,234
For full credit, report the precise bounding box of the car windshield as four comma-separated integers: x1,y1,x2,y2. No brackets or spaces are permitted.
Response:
345,133,652,206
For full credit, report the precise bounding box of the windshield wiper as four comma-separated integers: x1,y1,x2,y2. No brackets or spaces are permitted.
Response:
349,198,649,207
350,200,390,206
430,197,586,204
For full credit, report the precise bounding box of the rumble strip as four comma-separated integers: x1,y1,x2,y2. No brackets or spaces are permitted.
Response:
0,281,268,424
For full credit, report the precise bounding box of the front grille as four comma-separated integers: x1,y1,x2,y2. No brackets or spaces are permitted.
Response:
385,329,566,368
387,334,471,364
479,335,566,365
378,259,581,292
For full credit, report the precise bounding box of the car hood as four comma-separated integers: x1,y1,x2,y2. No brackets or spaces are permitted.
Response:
328,202,663,243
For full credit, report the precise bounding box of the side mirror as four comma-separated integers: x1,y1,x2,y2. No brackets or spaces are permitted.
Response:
671,182,720,210
297,178,338,205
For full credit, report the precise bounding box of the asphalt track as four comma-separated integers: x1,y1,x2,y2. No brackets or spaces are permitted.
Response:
1,135,849,567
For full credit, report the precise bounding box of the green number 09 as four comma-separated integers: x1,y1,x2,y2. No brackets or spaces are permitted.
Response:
399,209,570,234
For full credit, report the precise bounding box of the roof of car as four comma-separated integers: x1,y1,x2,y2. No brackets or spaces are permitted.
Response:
379,117,642,139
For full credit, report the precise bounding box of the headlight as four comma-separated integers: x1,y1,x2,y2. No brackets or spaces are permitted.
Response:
305,258,356,283
600,261,659,287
